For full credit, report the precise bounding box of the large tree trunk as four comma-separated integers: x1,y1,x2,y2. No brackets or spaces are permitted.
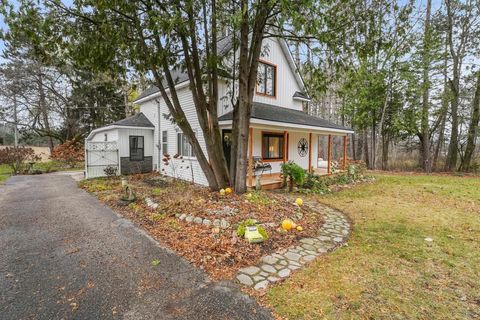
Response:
232,0,269,193
433,36,450,172
420,0,432,173
445,0,461,171
459,71,480,171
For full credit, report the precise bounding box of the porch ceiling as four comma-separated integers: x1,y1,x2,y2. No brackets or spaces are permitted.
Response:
218,102,354,135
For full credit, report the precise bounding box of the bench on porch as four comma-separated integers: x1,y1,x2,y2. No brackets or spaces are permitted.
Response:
251,156,272,176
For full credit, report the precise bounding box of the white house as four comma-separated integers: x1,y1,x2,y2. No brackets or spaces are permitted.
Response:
85,35,353,187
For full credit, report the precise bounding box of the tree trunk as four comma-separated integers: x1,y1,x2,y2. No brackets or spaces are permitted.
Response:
459,71,480,171
363,129,370,168
381,134,389,170
420,0,432,173
38,72,54,153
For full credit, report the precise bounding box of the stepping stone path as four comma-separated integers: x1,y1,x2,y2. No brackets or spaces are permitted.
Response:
235,199,350,290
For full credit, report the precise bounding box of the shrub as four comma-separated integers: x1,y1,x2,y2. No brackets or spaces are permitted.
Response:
51,140,84,168
104,166,118,176
281,161,306,191
0,146,41,175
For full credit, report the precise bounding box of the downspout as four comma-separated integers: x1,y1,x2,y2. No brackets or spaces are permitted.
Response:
157,99,162,172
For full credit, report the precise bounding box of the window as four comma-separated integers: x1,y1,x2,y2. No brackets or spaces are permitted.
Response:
162,130,168,155
262,132,284,160
129,136,144,161
256,61,276,97
177,132,195,158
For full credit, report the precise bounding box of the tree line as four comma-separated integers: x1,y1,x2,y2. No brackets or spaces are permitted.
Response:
0,0,479,193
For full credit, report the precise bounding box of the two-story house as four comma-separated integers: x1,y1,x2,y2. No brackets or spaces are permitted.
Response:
85,35,353,188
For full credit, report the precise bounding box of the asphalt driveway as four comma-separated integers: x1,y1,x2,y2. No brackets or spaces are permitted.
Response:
0,173,272,320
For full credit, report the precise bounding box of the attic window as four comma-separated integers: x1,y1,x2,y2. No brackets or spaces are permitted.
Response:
256,61,276,97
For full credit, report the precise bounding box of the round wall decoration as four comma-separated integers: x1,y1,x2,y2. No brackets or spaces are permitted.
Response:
297,138,308,157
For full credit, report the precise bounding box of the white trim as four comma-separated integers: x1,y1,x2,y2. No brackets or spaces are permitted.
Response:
218,118,354,135
86,125,154,140
134,81,190,104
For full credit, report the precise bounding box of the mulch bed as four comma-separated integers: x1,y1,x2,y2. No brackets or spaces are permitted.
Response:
80,173,324,280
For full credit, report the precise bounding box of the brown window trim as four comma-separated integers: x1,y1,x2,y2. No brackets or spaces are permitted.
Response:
261,131,285,161
256,60,277,98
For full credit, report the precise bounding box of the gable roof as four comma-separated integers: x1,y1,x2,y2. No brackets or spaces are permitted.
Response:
86,112,155,140
135,34,309,103
111,112,155,128
218,102,353,133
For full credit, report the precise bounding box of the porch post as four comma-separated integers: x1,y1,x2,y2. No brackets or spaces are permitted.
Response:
308,133,312,173
343,135,348,170
327,134,332,175
283,131,288,163
248,127,253,188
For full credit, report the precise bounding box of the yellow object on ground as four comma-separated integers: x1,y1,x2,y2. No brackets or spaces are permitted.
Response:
296,226,303,231
295,198,303,206
225,187,233,194
219,189,225,196
281,219,296,231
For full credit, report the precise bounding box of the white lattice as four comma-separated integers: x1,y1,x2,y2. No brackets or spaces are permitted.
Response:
86,141,118,151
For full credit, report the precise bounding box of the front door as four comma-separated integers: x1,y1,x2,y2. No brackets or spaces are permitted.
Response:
222,129,232,170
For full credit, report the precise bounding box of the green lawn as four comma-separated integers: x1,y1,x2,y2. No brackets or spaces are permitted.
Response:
266,174,480,319
0,161,84,183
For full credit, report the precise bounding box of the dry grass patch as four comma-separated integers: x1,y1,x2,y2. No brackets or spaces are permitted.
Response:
265,174,480,319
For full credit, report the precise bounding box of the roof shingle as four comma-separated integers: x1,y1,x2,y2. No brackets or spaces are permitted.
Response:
218,103,352,132
111,112,154,128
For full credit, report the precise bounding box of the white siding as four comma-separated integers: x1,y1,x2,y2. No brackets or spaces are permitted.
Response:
217,37,305,116
253,38,303,111
117,128,154,158
90,129,118,142
251,129,317,174
139,100,161,170
138,87,209,186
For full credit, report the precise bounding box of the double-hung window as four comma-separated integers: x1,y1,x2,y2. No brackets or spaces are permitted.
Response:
256,61,276,97
129,136,144,161
177,132,195,158
162,130,168,155
262,132,284,160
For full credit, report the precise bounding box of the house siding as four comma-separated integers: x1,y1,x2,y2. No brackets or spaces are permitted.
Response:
217,37,304,117
140,87,209,186
136,36,309,186
90,129,118,142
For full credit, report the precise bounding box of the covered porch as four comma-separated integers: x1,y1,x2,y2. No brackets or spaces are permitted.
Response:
218,103,354,190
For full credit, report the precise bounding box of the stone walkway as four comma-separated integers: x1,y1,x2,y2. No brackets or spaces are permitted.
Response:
235,199,350,290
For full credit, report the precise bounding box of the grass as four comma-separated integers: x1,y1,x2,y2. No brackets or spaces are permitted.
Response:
0,161,84,183
266,174,480,319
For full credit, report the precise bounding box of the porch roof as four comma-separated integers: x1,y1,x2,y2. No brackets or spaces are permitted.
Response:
218,103,353,134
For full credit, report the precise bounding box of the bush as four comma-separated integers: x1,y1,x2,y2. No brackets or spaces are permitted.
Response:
0,146,41,175
51,140,84,168
104,166,118,176
281,161,306,191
